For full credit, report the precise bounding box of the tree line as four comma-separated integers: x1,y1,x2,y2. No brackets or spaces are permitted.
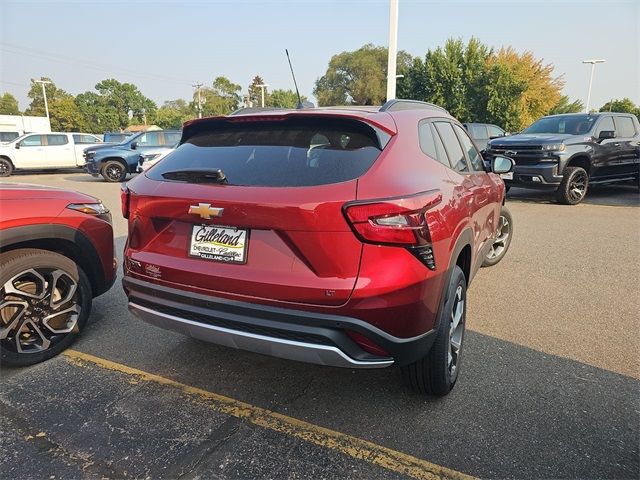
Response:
1,37,638,133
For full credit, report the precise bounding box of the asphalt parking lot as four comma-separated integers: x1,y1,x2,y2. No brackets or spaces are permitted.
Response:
2,171,639,479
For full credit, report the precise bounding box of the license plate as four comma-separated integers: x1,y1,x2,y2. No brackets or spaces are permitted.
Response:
500,172,514,180
188,224,249,264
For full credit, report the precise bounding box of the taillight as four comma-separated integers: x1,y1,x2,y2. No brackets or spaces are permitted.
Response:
343,190,442,246
120,184,130,219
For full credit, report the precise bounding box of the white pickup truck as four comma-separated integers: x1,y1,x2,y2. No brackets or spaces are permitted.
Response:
0,132,102,177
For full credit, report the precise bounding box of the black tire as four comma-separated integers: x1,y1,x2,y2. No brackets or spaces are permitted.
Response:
0,249,92,367
0,158,13,177
101,160,127,182
482,206,513,267
555,166,589,205
401,265,467,396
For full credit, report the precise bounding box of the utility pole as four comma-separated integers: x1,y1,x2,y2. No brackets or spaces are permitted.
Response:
386,0,399,101
582,59,605,113
34,79,52,119
256,84,269,108
192,82,204,118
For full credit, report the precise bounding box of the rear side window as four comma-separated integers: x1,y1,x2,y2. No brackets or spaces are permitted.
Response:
469,125,488,140
488,125,504,138
0,132,19,142
163,131,181,145
419,121,450,168
46,134,68,146
149,118,384,187
434,122,469,173
614,116,636,137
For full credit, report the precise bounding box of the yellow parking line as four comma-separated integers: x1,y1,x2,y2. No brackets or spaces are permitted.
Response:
63,349,475,480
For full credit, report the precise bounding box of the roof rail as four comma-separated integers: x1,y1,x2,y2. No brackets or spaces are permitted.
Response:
379,99,449,114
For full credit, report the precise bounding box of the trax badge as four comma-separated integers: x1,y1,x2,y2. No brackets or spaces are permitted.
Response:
189,203,224,219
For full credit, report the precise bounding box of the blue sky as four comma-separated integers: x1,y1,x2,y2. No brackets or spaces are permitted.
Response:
1,0,638,113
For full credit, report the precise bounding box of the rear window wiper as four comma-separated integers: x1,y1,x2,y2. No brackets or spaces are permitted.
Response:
161,168,228,184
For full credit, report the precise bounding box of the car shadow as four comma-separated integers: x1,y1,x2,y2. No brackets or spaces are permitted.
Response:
507,185,639,207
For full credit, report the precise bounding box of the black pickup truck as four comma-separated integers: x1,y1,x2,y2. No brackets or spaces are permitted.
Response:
485,113,640,204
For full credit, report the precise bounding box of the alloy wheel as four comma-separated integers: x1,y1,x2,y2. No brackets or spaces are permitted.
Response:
0,268,80,354
568,171,587,202
105,164,124,182
447,285,464,376
487,214,511,260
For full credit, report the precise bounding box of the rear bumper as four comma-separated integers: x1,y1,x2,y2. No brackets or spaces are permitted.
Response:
123,276,436,368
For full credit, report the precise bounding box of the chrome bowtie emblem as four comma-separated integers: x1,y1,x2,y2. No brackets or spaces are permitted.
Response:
504,150,517,156
188,203,224,219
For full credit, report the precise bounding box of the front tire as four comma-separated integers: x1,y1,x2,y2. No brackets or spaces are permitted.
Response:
101,160,127,182
401,265,467,396
556,166,589,205
0,249,92,367
0,158,13,177
483,206,513,267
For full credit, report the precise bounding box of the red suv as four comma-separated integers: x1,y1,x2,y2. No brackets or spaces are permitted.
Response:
0,183,116,366
122,100,514,395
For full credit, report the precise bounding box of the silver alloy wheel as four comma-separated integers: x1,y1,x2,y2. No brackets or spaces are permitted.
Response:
568,170,588,202
105,163,124,181
0,268,80,354
448,285,464,375
486,214,510,260
0,161,9,176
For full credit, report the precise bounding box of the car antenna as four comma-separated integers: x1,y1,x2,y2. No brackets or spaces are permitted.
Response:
285,49,304,109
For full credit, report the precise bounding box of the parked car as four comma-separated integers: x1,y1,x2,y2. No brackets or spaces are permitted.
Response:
485,112,640,204
0,132,103,177
136,146,176,173
121,100,514,396
103,132,135,143
84,130,181,182
463,123,506,150
0,183,116,366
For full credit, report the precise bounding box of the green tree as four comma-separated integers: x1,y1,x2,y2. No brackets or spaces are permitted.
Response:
267,89,307,108
0,92,20,114
200,76,242,116
93,78,157,129
25,78,86,131
314,44,412,106
549,95,584,115
599,98,640,118
75,91,119,133
156,99,194,129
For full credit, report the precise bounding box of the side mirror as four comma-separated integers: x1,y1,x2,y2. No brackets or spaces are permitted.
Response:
14,143,20,149
598,130,615,141
492,155,514,174
130,141,138,150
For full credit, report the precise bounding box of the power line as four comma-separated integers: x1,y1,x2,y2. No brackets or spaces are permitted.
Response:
0,42,194,85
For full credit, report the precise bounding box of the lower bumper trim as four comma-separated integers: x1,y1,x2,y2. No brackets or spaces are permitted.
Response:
129,302,394,369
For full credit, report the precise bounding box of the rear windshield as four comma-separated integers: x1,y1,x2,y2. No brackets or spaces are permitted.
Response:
147,117,385,187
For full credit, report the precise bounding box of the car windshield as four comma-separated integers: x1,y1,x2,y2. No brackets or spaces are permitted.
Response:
523,115,597,135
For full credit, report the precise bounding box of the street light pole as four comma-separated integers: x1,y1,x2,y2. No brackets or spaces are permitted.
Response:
386,0,399,101
34,79,52,119
582,59,605,113
192,83,204,118
256,84,270,108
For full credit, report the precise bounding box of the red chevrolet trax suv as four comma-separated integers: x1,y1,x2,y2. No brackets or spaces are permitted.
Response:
0,183,116,366
122,100,514,395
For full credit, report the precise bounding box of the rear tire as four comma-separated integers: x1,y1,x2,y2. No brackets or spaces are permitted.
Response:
0,158,13,177
482,206,513,267
555,166,589,205
101,160,127,182
0,249,92,367
401,266,466,396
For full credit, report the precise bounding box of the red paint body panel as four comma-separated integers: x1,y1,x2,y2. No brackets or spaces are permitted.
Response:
123,107,505,342
0,183,116,293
